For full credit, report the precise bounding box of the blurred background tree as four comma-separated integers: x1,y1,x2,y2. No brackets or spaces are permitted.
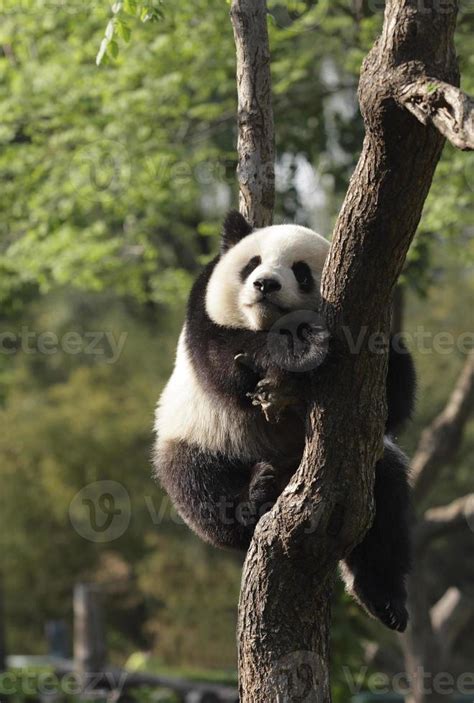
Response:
0,1,472,700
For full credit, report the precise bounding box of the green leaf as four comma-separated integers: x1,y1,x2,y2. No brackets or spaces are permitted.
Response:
107,39,120,58
124,0,138,15
117,20,132,42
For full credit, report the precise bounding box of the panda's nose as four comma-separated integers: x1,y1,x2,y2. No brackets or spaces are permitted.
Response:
253,278,281,294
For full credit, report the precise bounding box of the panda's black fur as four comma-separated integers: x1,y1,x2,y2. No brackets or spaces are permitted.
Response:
154,211,415,633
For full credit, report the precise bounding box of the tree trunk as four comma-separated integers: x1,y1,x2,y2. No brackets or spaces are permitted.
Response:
232,1,470,700
73,583,107,675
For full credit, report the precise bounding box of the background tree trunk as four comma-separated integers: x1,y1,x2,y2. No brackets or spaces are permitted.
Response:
0,575,6,673
73,583,107,675
401,352,474,703
230,0,275,228
232,1,471,700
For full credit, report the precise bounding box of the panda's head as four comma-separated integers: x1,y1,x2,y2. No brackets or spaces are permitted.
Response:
205,211,330,331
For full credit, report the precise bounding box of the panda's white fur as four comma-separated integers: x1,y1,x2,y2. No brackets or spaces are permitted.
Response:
155,328,260,459
156,222,330,457
206,224,330,330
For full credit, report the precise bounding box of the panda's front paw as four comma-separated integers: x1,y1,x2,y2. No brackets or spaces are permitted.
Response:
248,462,282,516
267,314,330,373
247,376,303,423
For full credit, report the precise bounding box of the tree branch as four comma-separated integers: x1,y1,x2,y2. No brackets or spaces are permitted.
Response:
415,493,474,546
237,1,463,700
230,0,275,227
430,587,473,658
397,79,474,151
412,351,474,503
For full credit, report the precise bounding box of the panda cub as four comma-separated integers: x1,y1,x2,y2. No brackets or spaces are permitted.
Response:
154,211,415,632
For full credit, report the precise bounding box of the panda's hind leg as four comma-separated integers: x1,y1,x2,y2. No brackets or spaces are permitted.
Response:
341,438,412,632
154,440,284,551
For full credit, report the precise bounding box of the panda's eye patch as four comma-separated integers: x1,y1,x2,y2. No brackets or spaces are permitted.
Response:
292,261,314,292
240,255,261,281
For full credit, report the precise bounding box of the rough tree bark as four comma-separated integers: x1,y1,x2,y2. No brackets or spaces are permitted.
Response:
399,80,474,151
231,1,472,700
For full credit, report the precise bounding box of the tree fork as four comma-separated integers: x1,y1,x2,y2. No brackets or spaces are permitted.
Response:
232,1,471,700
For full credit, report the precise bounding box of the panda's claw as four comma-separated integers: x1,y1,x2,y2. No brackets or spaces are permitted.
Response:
247,377,303,423
352,578,409,632
234,352,259,373
371,596,408,632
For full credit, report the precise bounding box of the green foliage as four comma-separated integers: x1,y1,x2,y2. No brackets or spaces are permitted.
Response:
0,0,237,310
0,668,181,703
0,668,60,703
0,2,472,309
96,0,165,65
0,294,179,647
137,533,242,668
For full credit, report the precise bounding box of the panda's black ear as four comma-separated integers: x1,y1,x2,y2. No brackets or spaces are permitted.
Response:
221,210,253,254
